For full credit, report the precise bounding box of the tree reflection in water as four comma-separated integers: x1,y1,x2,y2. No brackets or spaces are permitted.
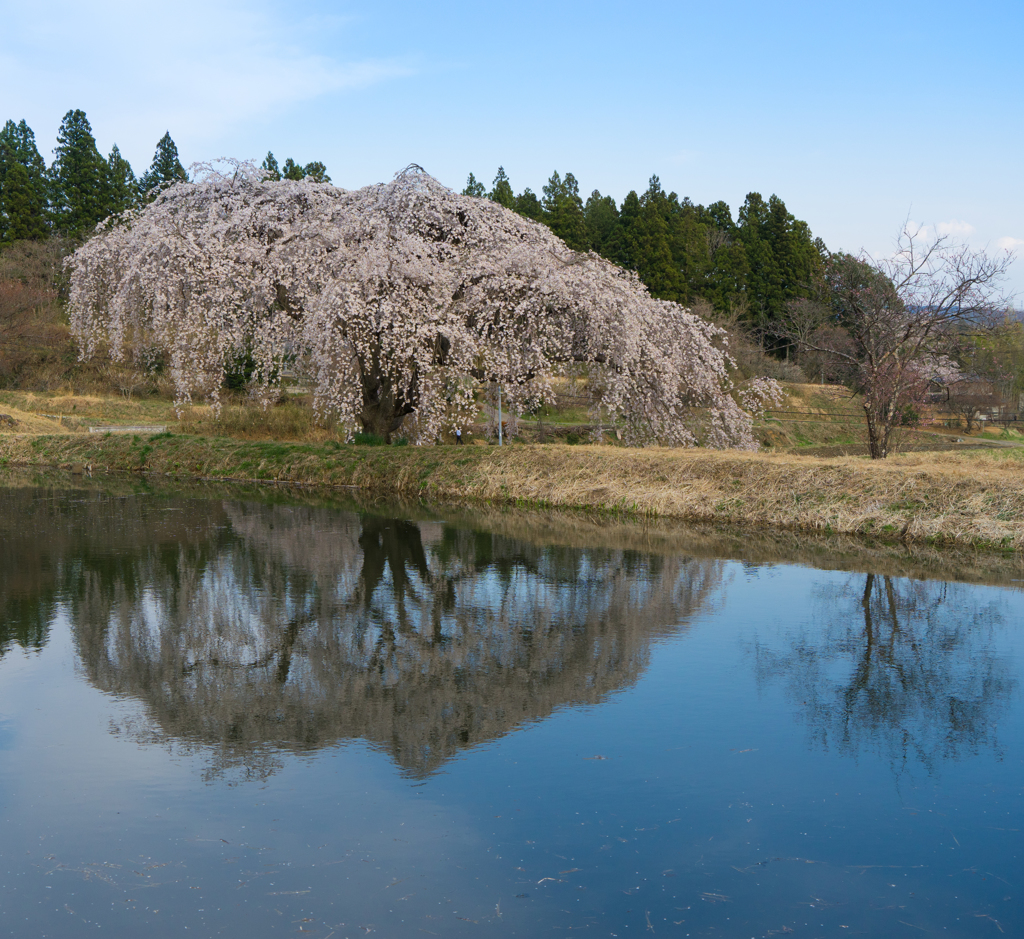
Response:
54,497,725,779
11,484,1015,787
0,490,52,656
755,572,1016,772
0,485,193,660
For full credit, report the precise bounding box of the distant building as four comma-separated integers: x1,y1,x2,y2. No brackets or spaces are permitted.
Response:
928,375,1016,424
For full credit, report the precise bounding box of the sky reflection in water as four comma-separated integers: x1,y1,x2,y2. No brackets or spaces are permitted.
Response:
0,483,1021,938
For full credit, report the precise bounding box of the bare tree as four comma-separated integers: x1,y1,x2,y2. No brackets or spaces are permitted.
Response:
0,279,51,378
0,239,71,382
778,226,1012,458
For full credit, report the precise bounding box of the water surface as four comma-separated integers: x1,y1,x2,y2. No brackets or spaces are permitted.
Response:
0,480,1021,937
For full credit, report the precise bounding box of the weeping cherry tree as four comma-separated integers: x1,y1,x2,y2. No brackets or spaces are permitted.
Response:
67,161,774,447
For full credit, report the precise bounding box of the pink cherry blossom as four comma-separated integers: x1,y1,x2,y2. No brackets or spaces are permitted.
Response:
68,161,765,448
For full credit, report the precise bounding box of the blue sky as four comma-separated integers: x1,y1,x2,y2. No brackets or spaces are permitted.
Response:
3,0,1022,293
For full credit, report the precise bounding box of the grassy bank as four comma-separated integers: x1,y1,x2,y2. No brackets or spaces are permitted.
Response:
2,432,1023,551
5,465,1021,586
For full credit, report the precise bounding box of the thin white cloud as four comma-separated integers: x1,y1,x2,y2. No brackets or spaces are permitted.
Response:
936,219,976,237
997,236,1024,251
667,149,702,166
2,1,414,166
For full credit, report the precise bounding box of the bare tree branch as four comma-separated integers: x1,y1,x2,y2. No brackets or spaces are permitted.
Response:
775,225,1013,458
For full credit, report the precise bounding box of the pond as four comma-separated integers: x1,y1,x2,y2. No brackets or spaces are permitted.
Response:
0,477,1021,938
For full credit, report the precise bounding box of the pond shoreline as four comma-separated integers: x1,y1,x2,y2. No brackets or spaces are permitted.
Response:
1,432,1023,551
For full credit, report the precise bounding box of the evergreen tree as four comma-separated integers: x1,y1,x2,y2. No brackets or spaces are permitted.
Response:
302,161,330,183
489,167,515,209
665,195,712,305
737,191,771,234
583,190,619,255
49,109,110,237
106,145,138,214
139,132,186,196
630,176,683,302
281,158,305,181
433,165,824,322
766,195,822,303
704,200,736,233
1,120,49,189
264,156,330,183
695,201,748,313
606,190,641,269
737,192,780,324
261,152,281,181
541,171,588,251
0,163,48,242
737,191,821,327
0,119,50,243
462,173,486,198
513,187,544,221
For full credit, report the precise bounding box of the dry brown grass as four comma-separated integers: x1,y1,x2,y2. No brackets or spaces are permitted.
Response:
0,390,335,441
7,463,1018,586
176,399,343,442
428,501,1024,586
447,445,1024,547
2,434,1022,551
0,404,73,434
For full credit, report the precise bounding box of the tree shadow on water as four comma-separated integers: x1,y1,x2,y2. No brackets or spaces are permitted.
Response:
754,572,1017,776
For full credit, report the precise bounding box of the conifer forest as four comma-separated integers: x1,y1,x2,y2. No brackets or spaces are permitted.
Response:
0,109,823,330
